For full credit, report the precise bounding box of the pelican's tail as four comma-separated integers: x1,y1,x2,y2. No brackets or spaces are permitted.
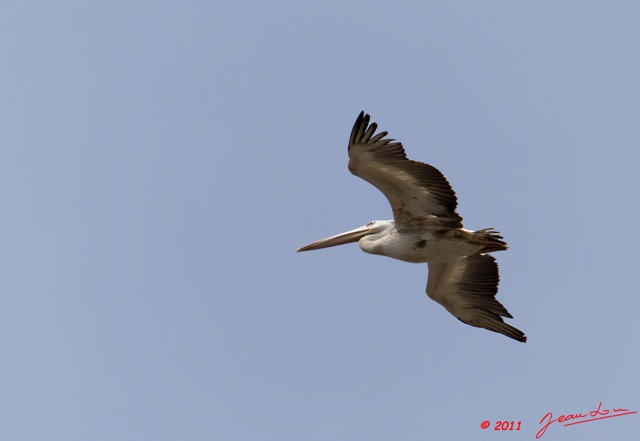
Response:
470,228,509,253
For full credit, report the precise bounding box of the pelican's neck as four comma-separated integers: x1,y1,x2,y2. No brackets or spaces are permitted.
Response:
358,220,396,255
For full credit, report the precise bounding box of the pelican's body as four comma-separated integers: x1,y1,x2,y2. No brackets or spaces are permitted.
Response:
350,221,503,264
298,112,526,342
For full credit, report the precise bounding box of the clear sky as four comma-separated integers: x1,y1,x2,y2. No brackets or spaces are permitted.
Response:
2,1,639,440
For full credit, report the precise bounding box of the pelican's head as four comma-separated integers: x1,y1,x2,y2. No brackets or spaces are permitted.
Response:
297,220,393,252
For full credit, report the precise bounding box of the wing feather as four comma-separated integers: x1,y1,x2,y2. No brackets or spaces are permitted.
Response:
426,254,526,342
348,112,462,230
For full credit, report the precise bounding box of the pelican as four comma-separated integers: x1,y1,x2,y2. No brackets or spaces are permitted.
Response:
298,112,526,342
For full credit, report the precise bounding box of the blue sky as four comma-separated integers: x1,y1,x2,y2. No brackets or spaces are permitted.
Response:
2,1,639,440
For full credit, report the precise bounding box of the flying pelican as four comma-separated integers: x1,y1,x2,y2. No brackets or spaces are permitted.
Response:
298,112,526,343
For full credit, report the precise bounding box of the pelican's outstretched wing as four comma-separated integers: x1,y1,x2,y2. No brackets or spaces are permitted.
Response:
426,253,526,342
348,111,462,230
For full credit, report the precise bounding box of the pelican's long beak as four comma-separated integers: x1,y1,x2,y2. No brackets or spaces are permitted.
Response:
297,225,374,252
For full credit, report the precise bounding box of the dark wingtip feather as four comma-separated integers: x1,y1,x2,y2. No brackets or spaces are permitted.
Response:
349,111,368,150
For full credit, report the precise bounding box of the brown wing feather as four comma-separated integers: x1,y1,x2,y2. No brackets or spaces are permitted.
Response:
348,112,463,230
426,254,526,343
